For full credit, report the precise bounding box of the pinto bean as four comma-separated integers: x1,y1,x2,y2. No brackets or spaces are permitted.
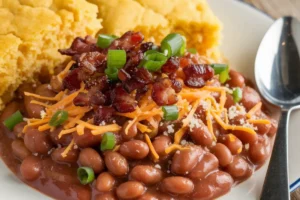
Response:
224,93,235,109
49,126,73,146
232,129,258,144
78,148,104,174
11,140,31,160
105,151,129,176
225,156,253,180
189,120,213,146
161,176,194,195
24,128,53,154
241,86,261,111
24,95,45,118
116,181,146,199
120,140,149,159
249,136,271,164
130,165,163,185
152,135,171,156
13,122,27,137
96,172,115,192
50,76,63,93
17,83,34,98
73,129,102,148
189,152,219,180
20,156,42,181
192,171,234,199
95,193,117,200
120,121,138,140
268,118,278,137
35,84,56,97
227,70,245,88
171,146,203,175
212,143,233,167
51,147,79,163
0,101,20,122
219,134,243,155
138,192,159,200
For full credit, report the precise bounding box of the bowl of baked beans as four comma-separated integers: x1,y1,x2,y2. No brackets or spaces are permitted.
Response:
0,29,280,200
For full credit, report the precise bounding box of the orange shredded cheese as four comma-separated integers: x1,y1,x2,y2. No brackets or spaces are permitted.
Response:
24,91,64,101
58,128,77,139
137,123,152,133
211,111,256,135
112,145,120,152
206,110,217,141
228,133,236,142
144,134,159,161
30,100,50,108
125,117,138,135
61,139,75,158
38,124,52,132
237,147,243,154
164,144,190,154
219,90,226,110
91,124,121,135
248,119,271,124
246,102,262,118
57,61,76,81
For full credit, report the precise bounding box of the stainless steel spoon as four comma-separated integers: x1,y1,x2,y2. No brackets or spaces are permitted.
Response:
255,16,300,200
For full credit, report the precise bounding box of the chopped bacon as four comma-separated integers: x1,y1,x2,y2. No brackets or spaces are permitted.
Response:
152,78,178,106
111,85,137,113
183,64,214,88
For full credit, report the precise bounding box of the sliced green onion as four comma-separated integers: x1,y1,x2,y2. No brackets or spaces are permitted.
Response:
179,35,187,56
232,87,243,103
162,106,179,121
105,67,119,81
210,64,229,75
219,67,230,84
3,110,23,130
77,167,95,185
49,110,68,127
97,34,117,49
161,33,185,57
187,48,197,54
107,50,126,69
101,132,116,151
139,50,168,72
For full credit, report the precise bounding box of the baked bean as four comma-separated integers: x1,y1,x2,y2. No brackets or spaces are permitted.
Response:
120,121,138,140
161,176,194,195
192,171,233,199
11,140,31,160
73,129,102,148
78,148,104,174
24,128,53,154
232,129,258,144
224,93,235,109
130,165,163,185
229,114,246,125
189,120,213,146
212,143,233,167
158,121,181,135
249,136,271,164
116,181,146,199
138,192,159,200
35,84,56,97
49,126,73,146
17,83,34,98
171,146,203,175
105,151,129,176
189,152,218,180
219,134,243,155
51,147,79,163
95,193,116,200
24,95,45,118
195,104,207,122
0,101,20,122
227,70,245,88
96,172,115,192
120,140,149,159
152,135,171,156
20,156,42,181
241,86,261,111
225,156,253,180
268,118,278,137
50,76,63,93
71,185,92,200
13,122,27,137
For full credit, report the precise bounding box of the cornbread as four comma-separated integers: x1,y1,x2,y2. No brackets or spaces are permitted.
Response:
89,0,222,59
0,0,102,110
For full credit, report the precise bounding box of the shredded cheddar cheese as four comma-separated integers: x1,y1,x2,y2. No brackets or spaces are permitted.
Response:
144,134,159,161
164,144,190,154
246,102,262,118
61,139,75,158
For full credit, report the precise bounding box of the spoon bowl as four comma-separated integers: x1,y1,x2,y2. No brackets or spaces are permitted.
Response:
255,16,300,200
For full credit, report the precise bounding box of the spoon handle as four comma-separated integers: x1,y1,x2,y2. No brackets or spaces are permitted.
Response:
261,109,290,200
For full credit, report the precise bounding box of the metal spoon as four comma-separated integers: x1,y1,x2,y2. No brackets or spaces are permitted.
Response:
255,16,300,200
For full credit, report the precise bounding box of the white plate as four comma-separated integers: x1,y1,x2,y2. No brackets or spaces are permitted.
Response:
1,0,299,199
